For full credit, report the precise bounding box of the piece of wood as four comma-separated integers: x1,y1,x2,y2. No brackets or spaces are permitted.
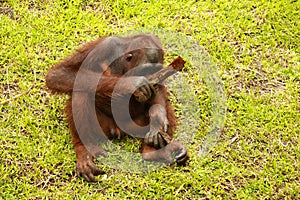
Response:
149,56,186,144
132,56,186,144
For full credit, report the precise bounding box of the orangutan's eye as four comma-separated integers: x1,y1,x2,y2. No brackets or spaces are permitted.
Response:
125,53,133,62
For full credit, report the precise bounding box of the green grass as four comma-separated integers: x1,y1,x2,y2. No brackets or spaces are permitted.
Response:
1,0,299,199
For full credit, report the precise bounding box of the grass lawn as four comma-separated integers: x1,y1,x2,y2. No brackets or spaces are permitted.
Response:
1,0,299,199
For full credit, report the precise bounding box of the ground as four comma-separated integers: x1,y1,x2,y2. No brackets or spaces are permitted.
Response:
0,0,299,199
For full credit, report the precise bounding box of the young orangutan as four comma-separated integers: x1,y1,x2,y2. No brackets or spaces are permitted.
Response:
46,34,188,182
